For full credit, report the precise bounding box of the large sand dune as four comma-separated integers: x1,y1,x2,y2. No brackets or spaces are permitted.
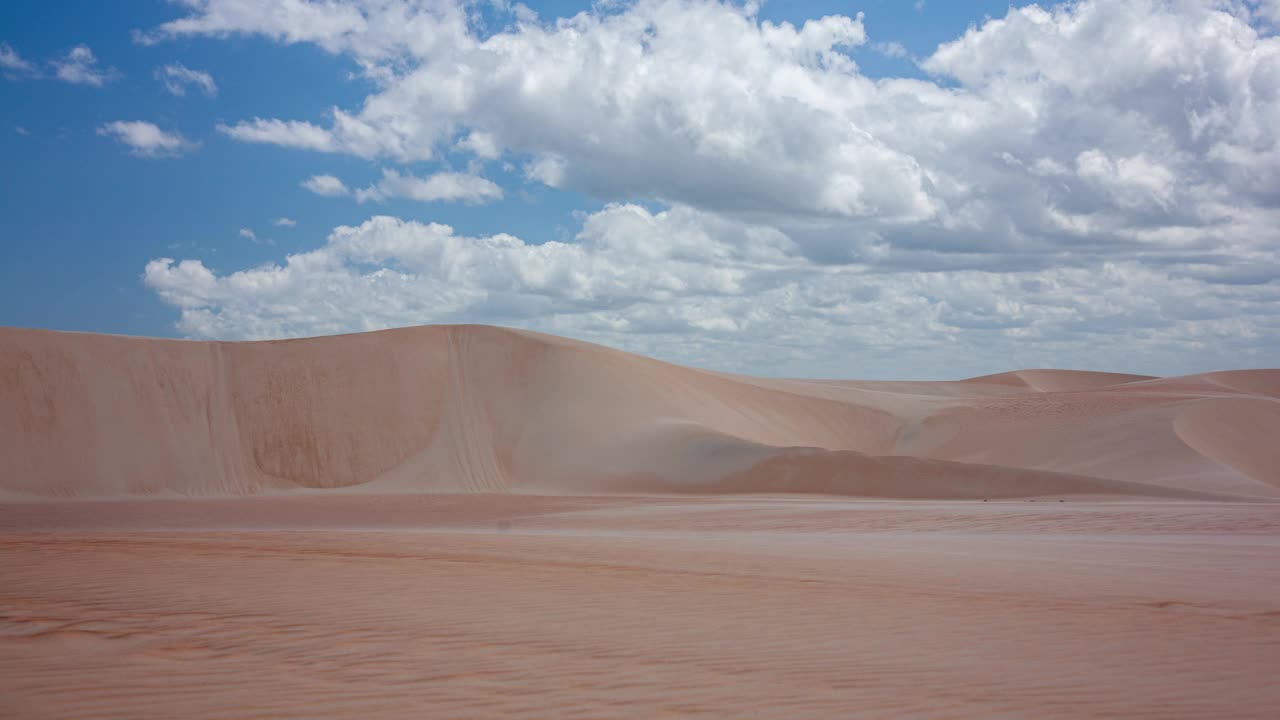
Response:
2,324,1278,500
5,326,1280,719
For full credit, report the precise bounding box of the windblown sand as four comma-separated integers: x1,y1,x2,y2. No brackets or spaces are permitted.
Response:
3,496,1279,719
2,325,1279,717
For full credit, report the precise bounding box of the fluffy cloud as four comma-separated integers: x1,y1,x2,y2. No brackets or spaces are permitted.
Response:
300,174,350,196
148,0,1280,267
155,63,218,96
97,121,193,157
274,217,297,227
141,0,1280,376
53,45,119,86
354,169,503,204
144,206,1280,378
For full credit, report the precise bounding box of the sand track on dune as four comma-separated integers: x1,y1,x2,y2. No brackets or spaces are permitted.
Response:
1,324,1278,501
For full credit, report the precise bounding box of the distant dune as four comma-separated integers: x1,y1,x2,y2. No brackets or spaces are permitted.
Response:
2,324,1277,500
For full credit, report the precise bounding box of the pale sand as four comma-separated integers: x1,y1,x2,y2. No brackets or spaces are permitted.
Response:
3,324,1279,500
3,325,1280,717
2,496,1279,719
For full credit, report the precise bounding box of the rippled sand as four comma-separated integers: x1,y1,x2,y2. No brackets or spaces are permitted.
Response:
3,496,1278,719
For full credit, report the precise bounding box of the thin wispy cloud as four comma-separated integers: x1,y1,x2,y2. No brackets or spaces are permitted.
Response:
155,63,217,96
1,42,38,77
354,169,503,205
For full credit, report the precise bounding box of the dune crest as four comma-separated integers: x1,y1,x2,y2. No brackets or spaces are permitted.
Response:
2,325,1277,500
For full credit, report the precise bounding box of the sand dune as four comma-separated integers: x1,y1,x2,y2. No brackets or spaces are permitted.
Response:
5,326,1280,719
2,324,1278,500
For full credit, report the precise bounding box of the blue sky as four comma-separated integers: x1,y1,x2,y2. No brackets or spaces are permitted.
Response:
2,0,1278,378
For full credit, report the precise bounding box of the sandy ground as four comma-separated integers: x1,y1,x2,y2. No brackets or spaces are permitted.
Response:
3,495,1279,719
4,326,1280,716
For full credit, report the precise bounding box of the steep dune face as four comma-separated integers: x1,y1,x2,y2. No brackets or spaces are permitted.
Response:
1,325,1277,500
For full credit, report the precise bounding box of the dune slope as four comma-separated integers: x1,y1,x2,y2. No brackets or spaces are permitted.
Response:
1,325,1277,500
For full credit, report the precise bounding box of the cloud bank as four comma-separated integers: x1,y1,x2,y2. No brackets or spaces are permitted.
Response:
141,0,1280,377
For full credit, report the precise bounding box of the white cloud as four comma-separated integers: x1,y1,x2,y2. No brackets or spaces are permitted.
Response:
239,228,257,241
15,126,30,136
192,1,926,222
274,217,297,227
149,1,1280,266
156,63,218,96
53,45,119,86
1,43,37,77
137,0,469,60
139,0,1280,375
97,121,193,157
354,169,503,204
456,131,501,160
300,174,350,196
144,207,1280,378
218,118,338,151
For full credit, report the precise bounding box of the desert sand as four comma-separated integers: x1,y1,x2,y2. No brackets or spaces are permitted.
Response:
2,324,1279,718
4,324,1278,500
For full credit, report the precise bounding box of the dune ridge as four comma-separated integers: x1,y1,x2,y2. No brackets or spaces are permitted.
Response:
2,324,1277,500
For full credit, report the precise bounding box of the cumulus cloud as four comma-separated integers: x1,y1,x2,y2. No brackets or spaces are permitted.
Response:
147,1,1280,265
155,63,218,96
354,169,503,204
239,228,257,241
274,217,297,227
53,45,119,86
144,206,1280,378
300,174,350,196
97,121,194,157
140,0,1280,376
